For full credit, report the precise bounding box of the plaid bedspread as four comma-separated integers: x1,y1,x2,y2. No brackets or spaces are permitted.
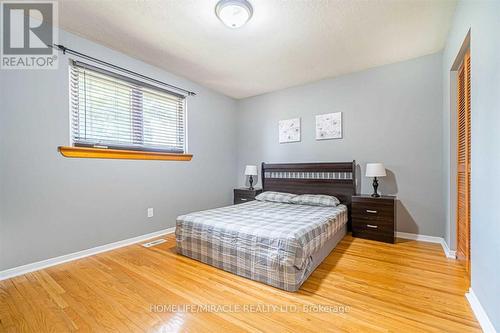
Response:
175,201,348,291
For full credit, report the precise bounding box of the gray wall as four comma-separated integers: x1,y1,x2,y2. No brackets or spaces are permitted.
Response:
442,0,500,330
0,29,237,270
236,53,444,237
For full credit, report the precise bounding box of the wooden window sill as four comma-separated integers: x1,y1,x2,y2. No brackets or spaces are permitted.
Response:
58,146,193,161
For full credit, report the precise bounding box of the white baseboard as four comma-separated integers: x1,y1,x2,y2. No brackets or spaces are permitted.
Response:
440,238,457,259
396,231,443,243
466,288,497,333
396,232,456,259
0,227,175,281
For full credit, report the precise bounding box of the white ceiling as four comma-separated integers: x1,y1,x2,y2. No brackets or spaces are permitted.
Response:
57,0,456,99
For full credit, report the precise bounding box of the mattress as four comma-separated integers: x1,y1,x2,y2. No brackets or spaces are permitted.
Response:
175,200,348,291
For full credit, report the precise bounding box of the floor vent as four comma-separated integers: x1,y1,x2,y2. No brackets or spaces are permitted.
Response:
142,239,166,248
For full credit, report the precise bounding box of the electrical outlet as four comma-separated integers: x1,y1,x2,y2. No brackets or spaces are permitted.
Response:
147,208,154,218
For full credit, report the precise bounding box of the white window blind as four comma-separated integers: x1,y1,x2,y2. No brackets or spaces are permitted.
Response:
70,61,186,153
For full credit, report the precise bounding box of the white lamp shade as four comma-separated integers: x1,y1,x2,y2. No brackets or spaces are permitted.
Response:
365,163,386,177
244,165,258,176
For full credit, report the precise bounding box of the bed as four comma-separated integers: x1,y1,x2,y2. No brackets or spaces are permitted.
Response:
176,161,356,291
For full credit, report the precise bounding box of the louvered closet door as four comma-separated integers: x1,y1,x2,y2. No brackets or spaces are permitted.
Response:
456,50,471,274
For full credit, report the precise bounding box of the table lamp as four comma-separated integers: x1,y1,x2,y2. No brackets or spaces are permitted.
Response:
245,165,258,190
365,163,386,197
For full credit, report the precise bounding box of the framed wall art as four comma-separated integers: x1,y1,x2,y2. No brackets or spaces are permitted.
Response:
316,112,342,140
279,118,301,143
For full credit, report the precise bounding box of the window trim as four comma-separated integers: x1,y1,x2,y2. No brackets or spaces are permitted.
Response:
59,146,193,161
63,60,191,160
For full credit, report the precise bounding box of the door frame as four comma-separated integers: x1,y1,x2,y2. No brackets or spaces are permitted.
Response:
455,48,471,280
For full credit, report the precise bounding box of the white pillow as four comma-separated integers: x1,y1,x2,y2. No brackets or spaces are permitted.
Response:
290,194,340,207
255,191,297,204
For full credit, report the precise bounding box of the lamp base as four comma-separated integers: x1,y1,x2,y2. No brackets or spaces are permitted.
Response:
371,177,380,197
249,175,254,190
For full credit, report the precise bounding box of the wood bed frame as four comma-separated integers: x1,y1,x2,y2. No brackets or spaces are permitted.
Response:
261,161,357,227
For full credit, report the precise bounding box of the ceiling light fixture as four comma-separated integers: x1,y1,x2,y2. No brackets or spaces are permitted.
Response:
215,0,253,29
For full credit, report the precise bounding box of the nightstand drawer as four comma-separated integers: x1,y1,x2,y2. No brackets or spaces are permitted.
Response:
352,227,395,243
234,195,254,204
352,219,393,233
351,215,393,228
234,191,257,199
352,205,394,221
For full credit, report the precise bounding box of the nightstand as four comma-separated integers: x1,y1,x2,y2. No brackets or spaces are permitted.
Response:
351,195,396,243
233,188,262,205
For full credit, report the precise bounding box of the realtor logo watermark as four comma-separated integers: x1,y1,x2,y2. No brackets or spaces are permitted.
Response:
1,0,58,69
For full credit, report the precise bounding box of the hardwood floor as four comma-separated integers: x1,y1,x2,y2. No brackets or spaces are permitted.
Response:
0,234,480,332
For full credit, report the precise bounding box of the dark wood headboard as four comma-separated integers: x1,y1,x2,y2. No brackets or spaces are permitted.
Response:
261,161,357,226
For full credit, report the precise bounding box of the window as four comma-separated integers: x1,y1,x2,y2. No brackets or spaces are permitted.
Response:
69,61,186,154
